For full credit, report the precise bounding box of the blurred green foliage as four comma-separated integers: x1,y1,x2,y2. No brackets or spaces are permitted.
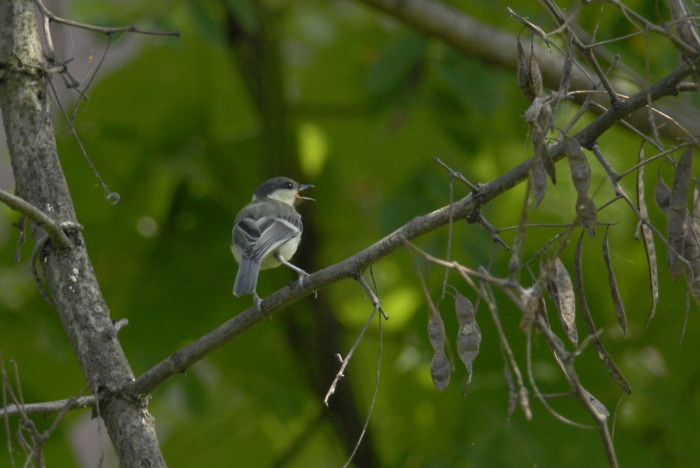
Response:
1,0,699,467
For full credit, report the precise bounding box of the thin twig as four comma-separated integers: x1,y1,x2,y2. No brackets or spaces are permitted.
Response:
342,294,383,468
0,395,95,418
0,189,71,249
34,0,180,37
48,78,120,205
323,276,385,406
434,157,480,191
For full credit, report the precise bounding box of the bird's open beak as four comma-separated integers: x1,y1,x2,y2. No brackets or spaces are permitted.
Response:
296,183,315,203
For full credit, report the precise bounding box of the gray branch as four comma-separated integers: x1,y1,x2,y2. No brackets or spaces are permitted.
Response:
0,2,166,467
0,396,95,418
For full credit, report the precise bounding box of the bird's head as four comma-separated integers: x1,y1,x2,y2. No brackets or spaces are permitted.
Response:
253,177,315,206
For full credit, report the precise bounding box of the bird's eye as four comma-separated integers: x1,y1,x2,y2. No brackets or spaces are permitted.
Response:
286,182,293,189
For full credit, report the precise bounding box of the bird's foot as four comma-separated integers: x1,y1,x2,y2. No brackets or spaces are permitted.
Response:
253,293,263,312
296,271,309,289
297,272,318,298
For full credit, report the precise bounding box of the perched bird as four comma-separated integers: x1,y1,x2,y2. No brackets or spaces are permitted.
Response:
231,176,314,309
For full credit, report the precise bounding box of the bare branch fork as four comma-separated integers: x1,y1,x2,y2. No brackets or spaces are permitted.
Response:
0,188,76,250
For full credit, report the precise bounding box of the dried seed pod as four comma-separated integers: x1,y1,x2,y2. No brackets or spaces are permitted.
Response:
637,146,659,325
565,139,596,235
545,258,578,345
532,152,548,209
428,309,451,391
603,230,627,334
517,38,543,102
454,291,481,387
581,387,610,421
575,233,632,394
519,286,542,331
654,174,671,214
684,187,700,306
668,148,693,281
526,94,555,208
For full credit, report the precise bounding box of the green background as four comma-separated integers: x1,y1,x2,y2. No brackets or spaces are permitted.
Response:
1,0,698,466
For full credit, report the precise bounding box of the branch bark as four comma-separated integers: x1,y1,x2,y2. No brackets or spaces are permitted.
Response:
0,2,165,466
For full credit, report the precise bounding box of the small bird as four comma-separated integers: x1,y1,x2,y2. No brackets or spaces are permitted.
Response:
232,176,314,309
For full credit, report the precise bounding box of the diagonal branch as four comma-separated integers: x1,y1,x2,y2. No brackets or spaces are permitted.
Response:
125,58,693,399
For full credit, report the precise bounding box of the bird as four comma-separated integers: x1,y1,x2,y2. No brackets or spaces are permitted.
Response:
231,176,314,309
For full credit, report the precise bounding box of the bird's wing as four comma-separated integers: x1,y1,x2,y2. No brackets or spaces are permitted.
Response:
232,201,302,262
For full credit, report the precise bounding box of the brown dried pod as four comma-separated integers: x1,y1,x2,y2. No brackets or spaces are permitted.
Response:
517,39,543,102
603,229,627,334
428,309,451,391
637,146,659,325
565,139,596,235
532,153,548,209
454,291,481,387
684,188,700,307
654,174,672,214
667,148,693,281
575,233,632,394
545,258,578,345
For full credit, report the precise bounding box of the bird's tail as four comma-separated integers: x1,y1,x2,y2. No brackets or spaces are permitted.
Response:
234,258,261,296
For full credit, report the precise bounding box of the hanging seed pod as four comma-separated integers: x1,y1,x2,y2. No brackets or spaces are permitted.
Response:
637,146,659,325
545,258,578,345
565,139,596,235
668,148,693,281
526,96,555,207
428,308,451,392
454,290,481,388
517,38,543,102
654,174,672,214
684,188,700,307
575,233,632,394
603,229,627,334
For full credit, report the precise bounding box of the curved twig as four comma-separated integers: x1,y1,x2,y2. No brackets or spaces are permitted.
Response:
33,0,180,37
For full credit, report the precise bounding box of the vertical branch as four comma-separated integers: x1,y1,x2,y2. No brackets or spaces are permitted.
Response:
0,3,165,466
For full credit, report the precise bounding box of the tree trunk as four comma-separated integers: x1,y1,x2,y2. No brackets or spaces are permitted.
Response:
0,1,166,466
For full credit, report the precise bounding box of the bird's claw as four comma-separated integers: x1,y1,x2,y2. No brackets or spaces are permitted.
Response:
253,293,263,313
297,273,318,298
297,272,309,290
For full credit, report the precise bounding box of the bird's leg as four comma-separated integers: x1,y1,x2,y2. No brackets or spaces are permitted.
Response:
253,292,263,312
275,253,310,289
